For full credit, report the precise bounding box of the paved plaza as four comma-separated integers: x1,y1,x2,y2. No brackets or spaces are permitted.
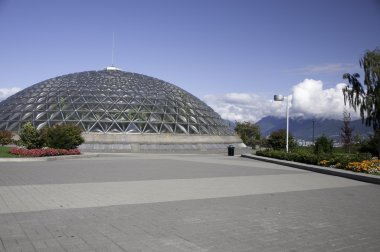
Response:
0,154,379,252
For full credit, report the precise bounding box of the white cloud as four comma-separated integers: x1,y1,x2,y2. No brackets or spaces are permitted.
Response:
203,79,359,122
0,87,21,101
203,93,285,122
291,79,356,119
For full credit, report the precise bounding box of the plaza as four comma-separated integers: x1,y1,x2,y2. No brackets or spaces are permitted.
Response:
0,154,379,251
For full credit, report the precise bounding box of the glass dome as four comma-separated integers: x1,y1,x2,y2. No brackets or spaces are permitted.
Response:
0,69,234,135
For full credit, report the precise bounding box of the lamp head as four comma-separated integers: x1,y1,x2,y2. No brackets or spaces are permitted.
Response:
274,94,284,101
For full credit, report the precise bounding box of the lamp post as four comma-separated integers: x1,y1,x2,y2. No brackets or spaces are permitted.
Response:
274,94,289,153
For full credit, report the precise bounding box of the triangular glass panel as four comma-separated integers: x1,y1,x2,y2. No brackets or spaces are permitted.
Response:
196,109,205,116
117,122,129,132
189,125,199,134
102,97,114,104
160,123,174,133
142,99,155,105
135,112,149,122
152,106,165,113
7,121,20,131
108,104,120,112
107,123,122,133
163,114,176,123
175,124,188,134
82,121,94,132
46,96,57,103
62,111,75,120
99,113,114,122
177,115,187,123
116,112,129,122
35,103,46,111
99,122,113,132
156,99,166,106
189,116,197,123
143,123,159,133
49,111,62,120
76,103,91,112
126,123,141,133
72,96,85,103
89,122,105,132
60,103,75,111
179,108,187,115
82,112,97,121
83,96,98,103
124,109,137,121
208,127,218,135
0,122,7,129
36,112,48,121
148,113,161,122
64,112,79,121
21,112,33,121
9,113,21,121
198,117,207,124
166,106,177,114
36,121,48,131
200,125,209,134
134,122,146,131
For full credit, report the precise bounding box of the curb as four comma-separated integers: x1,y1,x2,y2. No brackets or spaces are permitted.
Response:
241,154,380,185
0,153,102,162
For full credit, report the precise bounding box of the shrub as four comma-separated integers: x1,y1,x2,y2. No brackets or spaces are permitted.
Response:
45,124,84,149
256,149,322,165
19,122,43,149
314,135,333,154
0,130,13,146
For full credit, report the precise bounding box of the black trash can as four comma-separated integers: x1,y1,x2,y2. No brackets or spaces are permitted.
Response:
227,145,235,156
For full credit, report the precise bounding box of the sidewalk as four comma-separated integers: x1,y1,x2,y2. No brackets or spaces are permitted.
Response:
241,153,380,185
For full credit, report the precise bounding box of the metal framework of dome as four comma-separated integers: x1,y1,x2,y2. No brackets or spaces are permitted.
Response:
0,69,234,136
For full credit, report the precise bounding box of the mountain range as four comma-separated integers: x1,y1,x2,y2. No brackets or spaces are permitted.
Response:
255,116,373,141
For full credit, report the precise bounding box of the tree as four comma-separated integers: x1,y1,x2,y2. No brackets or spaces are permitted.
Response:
314,135,333,155
267,129,297,151
19,122,43,149
340,110,353,153
234,121,261,147
358,134,379,156
342,48,380,154
0,130,13,146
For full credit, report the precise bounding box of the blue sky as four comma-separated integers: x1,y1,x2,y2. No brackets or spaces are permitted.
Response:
1,0,379,122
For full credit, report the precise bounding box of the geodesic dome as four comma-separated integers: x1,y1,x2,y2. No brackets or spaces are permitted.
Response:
0,68,234,136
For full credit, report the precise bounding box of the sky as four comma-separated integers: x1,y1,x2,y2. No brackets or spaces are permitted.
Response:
0,0,379,122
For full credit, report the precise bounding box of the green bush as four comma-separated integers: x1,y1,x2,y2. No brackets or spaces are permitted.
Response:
314,135,333,154
45,124,84,149
256,148,373,169
19,122,43,149
0,130,13,146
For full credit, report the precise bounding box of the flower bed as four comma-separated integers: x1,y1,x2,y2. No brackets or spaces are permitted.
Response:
9,147,81,157
320,159,380,175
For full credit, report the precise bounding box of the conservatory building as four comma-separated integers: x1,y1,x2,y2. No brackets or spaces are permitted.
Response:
0,67,244,152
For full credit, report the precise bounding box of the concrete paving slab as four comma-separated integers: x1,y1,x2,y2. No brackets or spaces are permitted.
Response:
0,154,379,252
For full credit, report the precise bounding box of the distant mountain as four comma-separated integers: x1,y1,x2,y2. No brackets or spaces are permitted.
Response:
256,116,373,141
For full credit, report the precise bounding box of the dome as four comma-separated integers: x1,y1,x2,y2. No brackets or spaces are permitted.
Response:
0,69,234,136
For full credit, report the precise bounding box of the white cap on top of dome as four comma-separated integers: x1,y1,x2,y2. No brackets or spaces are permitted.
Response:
105,66,122,71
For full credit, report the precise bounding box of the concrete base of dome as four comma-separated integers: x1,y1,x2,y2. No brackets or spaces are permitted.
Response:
79,133,246,153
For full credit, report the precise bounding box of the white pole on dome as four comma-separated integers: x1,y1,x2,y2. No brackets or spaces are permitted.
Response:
111,32,115,66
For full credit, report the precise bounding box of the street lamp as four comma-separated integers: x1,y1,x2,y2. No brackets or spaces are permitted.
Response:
274,94,289,153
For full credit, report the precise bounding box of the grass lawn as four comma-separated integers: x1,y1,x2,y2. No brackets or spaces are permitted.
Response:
0,146,19,158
